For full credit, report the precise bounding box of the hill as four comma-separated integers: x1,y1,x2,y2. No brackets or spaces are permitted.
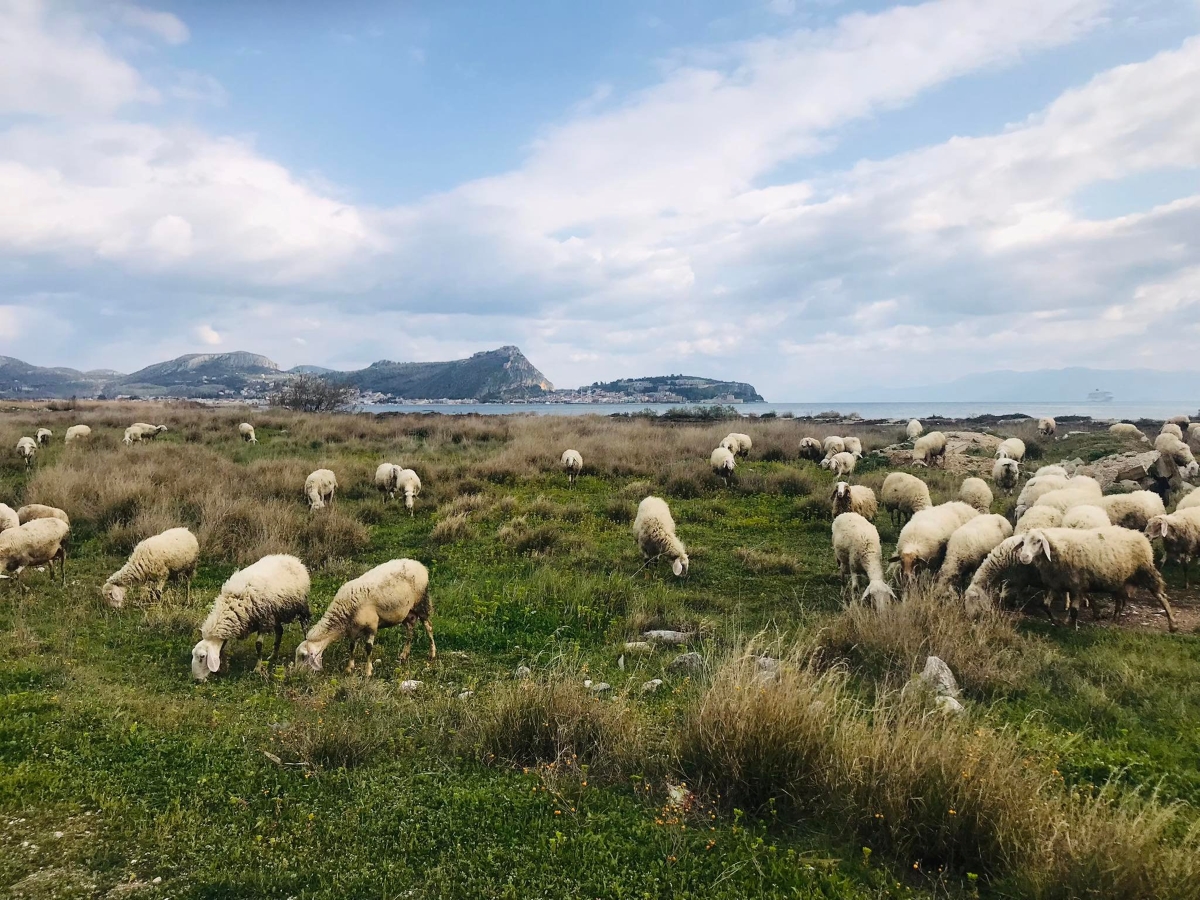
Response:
119,352,283,397
582,374,764,403
0,356,117,398
342,346,554,400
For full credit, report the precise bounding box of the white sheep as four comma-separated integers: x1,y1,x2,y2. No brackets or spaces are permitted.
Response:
0,503,19,533
1109,422,1147,441
1038,418,1056,437
0,518,70,587
1015,506,1063,534
820,451,856,478
1161,423,1184,441
16,437,36,466
959,477,993,513
822,436,846,459
1032,488,1104,517
396,468,422,515
1097,491,1165,531
963,535,1031,618
832,512,894,608
936,514,1013,594
122,426,142,446
1017,527,1176,631
17,504,70,526
1187,423,1200,449
720,433,752,457
906,419,923,440
995,438,1026,462
190,554,312,680
881,472,932,525
710,446,736,482
36,428,52,446
798,437,824,461
831,482,877,520
238,423,258,444
374,462,401,500
561,449,583,485
305,469,338,511
992,458,1020,494
1155,432,1198,472
1168,415,1191,426
1145,508,1200,587
102,527,199,608
842,436,863,458
891,501,980,583
1179,488,1200,512
633,496,688,577
1061,505,1110,529
911,431,947,468
1034,465,1068,478
64,425,91,444
1014,474,1100,519
295,559,434,677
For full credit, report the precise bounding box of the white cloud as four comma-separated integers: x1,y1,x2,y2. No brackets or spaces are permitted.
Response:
114,3,188,44
194,324,222,345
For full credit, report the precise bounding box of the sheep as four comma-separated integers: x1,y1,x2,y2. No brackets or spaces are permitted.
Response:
1061,505,1110,529
963,536,1032,618
891,501,980,583
17,504,69,527
821,451,857,478
374,462,401,500
238,422,258,444
1038,417,1056,437
1014,474,1100,519
305,469,338,511
0,503,19,533
831,482,878,520
122,423,168,446
36,428,52,446
1179,488,1200,511
1188,423,1200,448
1156,432,1198,470
294,559,434,677
396,468,422,515
995,438,1026,462
1034,465,1068,478
936,514,1013,594
122,426,142,446
64,425,91,444
1069,475,1103,496
16,437,36,466
959,477,993,513
1168,415,1191,426
992,457,1020,494
1097,491,1165,531
1161,423,1184,441
906,419,923,441
881,472,932,525
710,446,736,482
102,527,199,608
633,496,688,577
1033,488,1105,518
1015,506,1063,534
1017,527,1176,631
1145,508,1200,587
822,436,846,458
911,431,947,468
561,449,583,485
842,436,863,458
832,512,895,608
0,518,70,587
1109,422,1146,441
798,437,824,461
190,554,311,681
720,433,752,457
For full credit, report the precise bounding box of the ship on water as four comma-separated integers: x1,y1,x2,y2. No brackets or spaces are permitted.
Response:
1087,388,1114,402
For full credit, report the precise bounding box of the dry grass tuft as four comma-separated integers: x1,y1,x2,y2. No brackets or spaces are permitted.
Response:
734,547,802,575
431,513,474,545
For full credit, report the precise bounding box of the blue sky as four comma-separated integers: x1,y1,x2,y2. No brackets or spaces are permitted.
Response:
2,0,1199,398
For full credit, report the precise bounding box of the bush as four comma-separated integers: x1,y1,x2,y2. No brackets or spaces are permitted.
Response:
734,547,801,575
431,513,474,545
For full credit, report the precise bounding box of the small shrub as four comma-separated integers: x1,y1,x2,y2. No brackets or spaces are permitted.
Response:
604,498,635,524
734,547,801,575
498,517,561,555
282,716,387,770
765,468,814,497
431,513,473,545
298,510,372,569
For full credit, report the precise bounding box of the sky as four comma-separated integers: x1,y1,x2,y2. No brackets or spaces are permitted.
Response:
1,0,1199,399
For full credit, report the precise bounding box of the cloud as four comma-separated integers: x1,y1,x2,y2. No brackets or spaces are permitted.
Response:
194,324,222,345
114,3,188,44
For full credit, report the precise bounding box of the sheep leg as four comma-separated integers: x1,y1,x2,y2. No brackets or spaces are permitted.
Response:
400,620,415,665
346,640,358,672
151,576,166,603
1038,592,1059,626
271,623,284,662
423,617,436,660
57,547,66,587
363,636,376,678
254,633,268,672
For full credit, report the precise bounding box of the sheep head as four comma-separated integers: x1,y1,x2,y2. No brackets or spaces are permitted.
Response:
295,640,324,672
101,583,126,609
1018,530,1052,564
191,639,223,681
1144,516,1169,540
671,554,689,577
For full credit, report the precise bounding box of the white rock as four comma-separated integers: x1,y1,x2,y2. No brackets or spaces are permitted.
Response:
398,680,422,694
623,641,653,654
457,690,474,700
641,679,664,693
643,630,693,645
588,682,611,693
912,656,959,698
935,695,966,716
515,665,531,679
668,651,703,673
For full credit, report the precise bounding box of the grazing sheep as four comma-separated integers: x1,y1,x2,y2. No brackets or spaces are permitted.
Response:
821,451,857,478
720,433,752,457
798,437,824,461
304,469,338,511
937,514,1013,594
64,425,91,444
122,426,142,446
832,512,895,608
822,436,846,459
1069,475,1103,495
633,496,689,577
1156,432,1198,470
238,423,258,444
1038,418,1056,437
891,501,981,583
1145,508,1200,587
1015,506,1063,534
122,423,167,446
1161,423,1184,441
17,504,69,526
36,428,52,446
1178,488,1200,511
16,437,36,466
1168,415,1191,426
710,446,736,482
374,462,401,500
911,431,947,468
1097,491,1166,531
561,449,583,485
1187,423,1200,449
396,468,422,515
1034,465,1068,478
963,536,1032,618
102,527,199,608
0,503,19,533
1061,505,1110,530
295,559,435,677
1109,422,1147,441
992,458,1021,494
1014,474,1100,519
1033,488,1106,517
1017,528,1176,631
842,436,863,458
191,555,312,681
959,477,993,513
995,438,1026,462
0,518,70,587
831,482,878,521
906,419,923,441
881,472,932,525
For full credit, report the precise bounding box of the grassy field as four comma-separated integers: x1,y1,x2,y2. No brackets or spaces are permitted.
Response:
2,402,1199,899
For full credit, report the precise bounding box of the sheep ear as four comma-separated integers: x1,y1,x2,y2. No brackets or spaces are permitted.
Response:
1161,522,1170,538
672,559,683,577
206,643,221,673
888,554,900,563
1040,539,1052,562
